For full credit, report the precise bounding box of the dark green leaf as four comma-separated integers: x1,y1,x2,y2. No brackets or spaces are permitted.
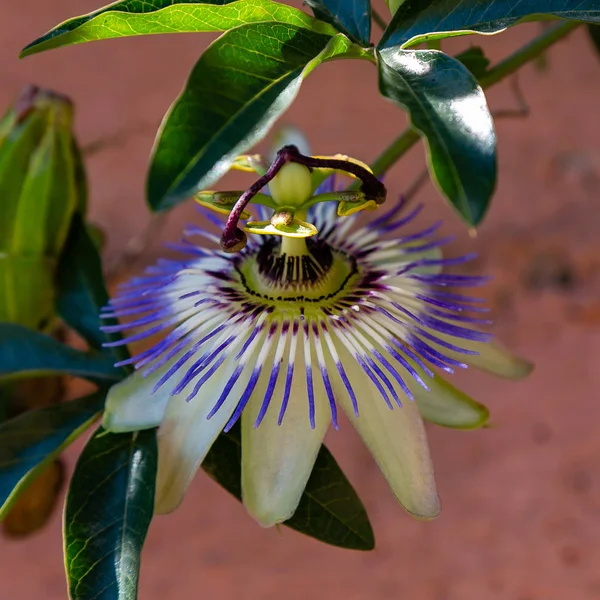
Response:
380,0,600,49
57,213,129,365
588,24,600,58
378,48,496,225
0,384,12,422
147,28,370,210
203,424,375,550
0,323,123,383
304,0,371,45
0,391,105,516
455,46,490,79
65,427,157,600
21,0,335,57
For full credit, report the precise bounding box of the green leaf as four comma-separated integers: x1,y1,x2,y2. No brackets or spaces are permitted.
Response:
378,48,496,225
0,323,122,383
588,24,600,58
380,0,600,49
304,0,371,45
147,28,372,210
0,391,105,516
21,0,336,57
455,46,490,79
65,427,157,600
203,424,375,550
57,213,129,365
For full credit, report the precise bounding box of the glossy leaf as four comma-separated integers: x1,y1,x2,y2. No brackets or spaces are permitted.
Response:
21,0,335,57
56,213,130,366
148,28,372,210
203,424,375,550
0,391,105,516
65,427,157,600
0,323,122,383
304,0,371,45
378,48,496,225
380,0,600,49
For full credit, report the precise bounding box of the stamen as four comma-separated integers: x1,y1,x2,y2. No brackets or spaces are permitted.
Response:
255,237,334,288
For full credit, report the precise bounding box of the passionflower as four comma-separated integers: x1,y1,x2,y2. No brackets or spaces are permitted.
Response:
102,147,532,527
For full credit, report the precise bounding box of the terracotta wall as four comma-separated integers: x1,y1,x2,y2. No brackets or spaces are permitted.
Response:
2,2,600,598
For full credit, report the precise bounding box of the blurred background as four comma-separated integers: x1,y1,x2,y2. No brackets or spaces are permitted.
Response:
2,1,600,598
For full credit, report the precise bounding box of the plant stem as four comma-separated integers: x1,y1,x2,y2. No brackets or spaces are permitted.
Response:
369,130,419,178
371,8,389,32
479,21,579,88
369,20,581,177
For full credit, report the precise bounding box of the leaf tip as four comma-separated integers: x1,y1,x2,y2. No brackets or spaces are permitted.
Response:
18,46,34,59
19,37,45,59
360,530,376,551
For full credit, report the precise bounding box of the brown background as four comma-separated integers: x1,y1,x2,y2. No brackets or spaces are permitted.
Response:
2,2,600,599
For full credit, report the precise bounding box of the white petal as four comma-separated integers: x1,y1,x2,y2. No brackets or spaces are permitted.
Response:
403,243,444,275
154,353,251,514
369,242,443,273
242,331,330,527
333,340,440,520
410,371,489,429
432,332,533,379
103,367,171,433
466,339,533,379
350,316,489,429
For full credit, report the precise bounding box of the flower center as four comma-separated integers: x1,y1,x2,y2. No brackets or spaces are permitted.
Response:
236,236,359,306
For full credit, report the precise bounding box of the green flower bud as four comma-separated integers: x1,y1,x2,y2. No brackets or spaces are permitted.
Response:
0,85,85,328
268,162,313,208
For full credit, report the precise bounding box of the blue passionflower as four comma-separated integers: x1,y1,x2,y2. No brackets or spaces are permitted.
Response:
102,157,532,527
